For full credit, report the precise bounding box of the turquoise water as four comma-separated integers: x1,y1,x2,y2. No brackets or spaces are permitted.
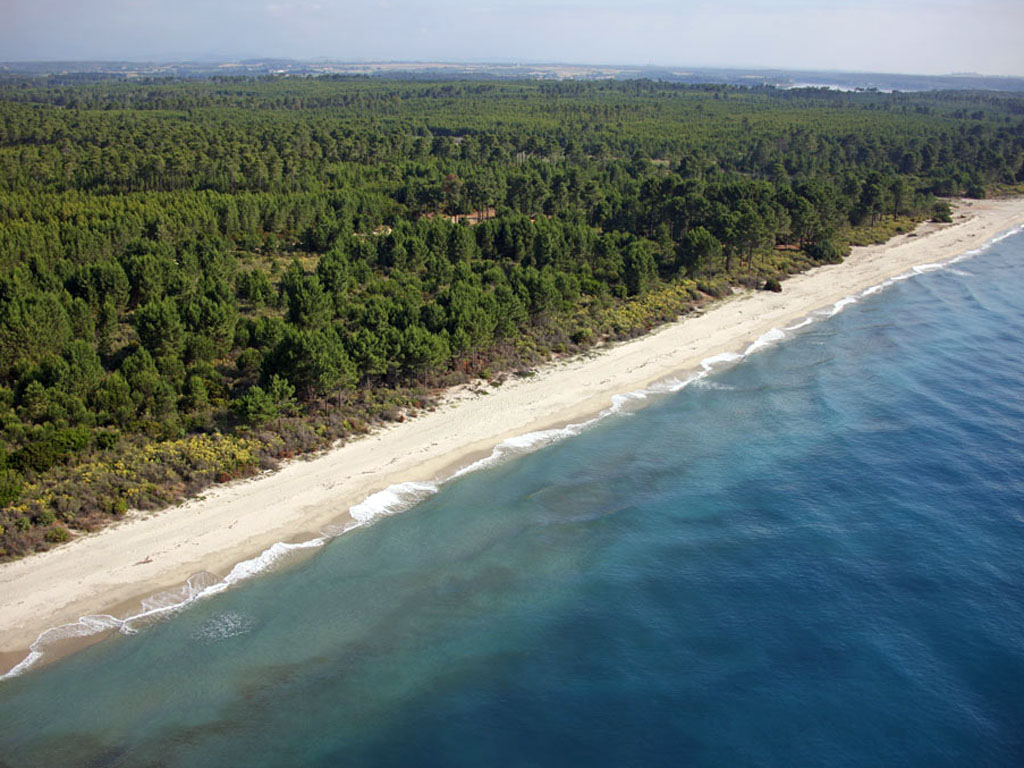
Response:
2,231,1024,766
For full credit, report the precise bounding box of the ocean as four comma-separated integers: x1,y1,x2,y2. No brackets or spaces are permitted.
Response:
1,230,1023,767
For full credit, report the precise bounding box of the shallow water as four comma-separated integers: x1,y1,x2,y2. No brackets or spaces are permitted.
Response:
2,232,1024,767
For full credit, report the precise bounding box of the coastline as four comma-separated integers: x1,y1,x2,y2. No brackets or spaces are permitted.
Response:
3,196,1024,677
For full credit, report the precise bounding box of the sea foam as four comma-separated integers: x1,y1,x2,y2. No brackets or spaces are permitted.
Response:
745,328,788,356
826,296,860,316
349,482,440,524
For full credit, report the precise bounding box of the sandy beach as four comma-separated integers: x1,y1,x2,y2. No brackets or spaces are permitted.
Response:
3,196,1024,676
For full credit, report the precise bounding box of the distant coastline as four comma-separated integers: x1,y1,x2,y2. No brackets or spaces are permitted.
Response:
3,196,1024,679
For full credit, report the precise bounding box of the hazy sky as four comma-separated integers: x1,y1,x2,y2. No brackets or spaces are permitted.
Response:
3,0,1022,76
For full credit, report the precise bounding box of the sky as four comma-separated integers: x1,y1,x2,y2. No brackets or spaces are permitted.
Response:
2,0,1023,76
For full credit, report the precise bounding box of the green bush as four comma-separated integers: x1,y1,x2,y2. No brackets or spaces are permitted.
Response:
12,427,93,473
570,327,594,345
45,526,70,543
931,201,953,223
807,239,849,264
696,280,731,299
95,430,120,451
233,385,278,425
0,469,23,505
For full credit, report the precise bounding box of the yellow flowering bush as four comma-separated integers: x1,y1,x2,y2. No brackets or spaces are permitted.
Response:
2,433,267,553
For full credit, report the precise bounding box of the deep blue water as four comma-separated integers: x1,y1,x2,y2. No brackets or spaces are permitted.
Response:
2,231,1024,767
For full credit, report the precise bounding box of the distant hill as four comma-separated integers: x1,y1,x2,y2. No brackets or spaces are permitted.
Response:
2,59,1023,92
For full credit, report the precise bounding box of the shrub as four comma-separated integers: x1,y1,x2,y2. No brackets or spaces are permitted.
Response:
696,280,730,299
12,427,93,473
233,385,278,425
0,469,23,505
931,201,953,223
95,430,120,451
45,526,70,543
807,239,849,264
737,276,762,290
763,277,782,293
570,327,594,345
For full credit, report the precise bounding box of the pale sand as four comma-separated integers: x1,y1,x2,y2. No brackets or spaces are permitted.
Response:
3,197,1023,674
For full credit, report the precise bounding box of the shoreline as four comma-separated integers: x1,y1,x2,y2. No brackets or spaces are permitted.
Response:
3,196,1024,677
